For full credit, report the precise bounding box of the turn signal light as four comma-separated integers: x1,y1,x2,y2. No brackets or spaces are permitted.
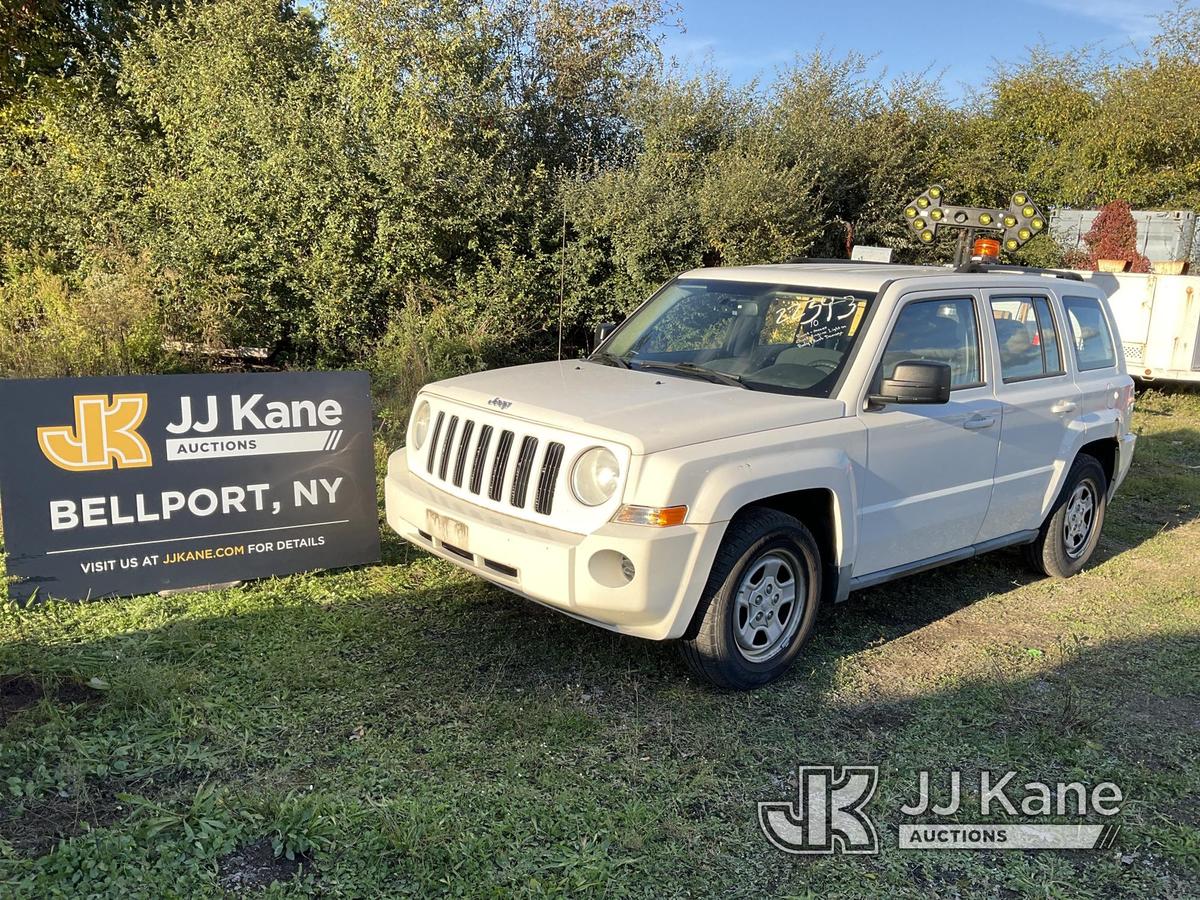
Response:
613,504,688,527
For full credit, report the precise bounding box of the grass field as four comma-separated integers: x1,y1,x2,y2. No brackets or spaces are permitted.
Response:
1,390,1197,897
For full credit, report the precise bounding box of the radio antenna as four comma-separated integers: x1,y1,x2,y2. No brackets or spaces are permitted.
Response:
558,195,566,361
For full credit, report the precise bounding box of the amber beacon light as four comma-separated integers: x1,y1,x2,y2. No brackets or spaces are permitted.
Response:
973,237,1001,260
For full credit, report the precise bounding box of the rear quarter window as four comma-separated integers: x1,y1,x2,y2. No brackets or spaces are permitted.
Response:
1062,296,1116,371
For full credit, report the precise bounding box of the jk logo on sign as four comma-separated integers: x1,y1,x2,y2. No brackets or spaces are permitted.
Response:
37,394,153,472
759,765,879,854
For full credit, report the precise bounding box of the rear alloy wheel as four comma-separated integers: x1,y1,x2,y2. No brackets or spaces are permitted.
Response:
680,508,821,690
1024,454,1108,579
1063,480,1098,560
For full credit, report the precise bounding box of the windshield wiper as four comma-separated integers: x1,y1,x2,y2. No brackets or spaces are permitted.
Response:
589,351,632,369
633,361,747,389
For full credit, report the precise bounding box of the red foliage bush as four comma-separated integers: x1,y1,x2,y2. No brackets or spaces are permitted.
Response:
1082,201,1152,273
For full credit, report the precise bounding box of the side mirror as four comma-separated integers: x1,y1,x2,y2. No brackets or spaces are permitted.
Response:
594,321,617,346
868,359,951,405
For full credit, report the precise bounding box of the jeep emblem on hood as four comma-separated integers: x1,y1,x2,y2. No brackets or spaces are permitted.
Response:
488,397,512,410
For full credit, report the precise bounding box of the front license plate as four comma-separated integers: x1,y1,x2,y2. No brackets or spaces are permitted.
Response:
426,509,469,549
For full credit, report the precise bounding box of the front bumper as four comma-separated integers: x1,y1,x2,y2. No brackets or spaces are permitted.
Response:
384,450,722,640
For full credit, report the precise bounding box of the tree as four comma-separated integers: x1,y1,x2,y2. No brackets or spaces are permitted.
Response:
0,0,178,106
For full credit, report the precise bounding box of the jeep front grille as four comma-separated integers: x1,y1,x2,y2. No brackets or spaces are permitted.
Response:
452,420,474,487
535,442,565,514
489,430,514,501
469,424,492,494
424,411,566,517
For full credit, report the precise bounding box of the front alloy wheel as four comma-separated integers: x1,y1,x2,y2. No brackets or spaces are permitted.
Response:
733,550,805,663
680,508,821,690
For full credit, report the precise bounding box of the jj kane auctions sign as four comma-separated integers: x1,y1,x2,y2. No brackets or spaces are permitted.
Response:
0,372,380,602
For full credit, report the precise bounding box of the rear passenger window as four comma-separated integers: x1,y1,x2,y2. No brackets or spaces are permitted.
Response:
880,297,982,388
990,296,1065,381
1063,297,1117,370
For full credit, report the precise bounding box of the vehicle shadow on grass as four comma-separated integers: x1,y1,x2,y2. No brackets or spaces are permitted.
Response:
1099,424,1200,558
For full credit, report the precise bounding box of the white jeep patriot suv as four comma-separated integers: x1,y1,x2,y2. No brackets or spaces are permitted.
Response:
385,262,1137,689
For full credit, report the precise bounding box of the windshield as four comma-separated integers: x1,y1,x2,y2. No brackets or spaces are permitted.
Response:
598,278,872,397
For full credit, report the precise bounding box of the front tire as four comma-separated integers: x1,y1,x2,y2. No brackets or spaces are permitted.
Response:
679,508,821,690
1023,454,1107,578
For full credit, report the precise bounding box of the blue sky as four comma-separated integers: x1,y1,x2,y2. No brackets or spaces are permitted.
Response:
663,0,1175,101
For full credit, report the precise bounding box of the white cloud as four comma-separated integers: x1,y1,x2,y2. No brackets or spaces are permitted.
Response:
659,33,791,76
1026,0,1171,40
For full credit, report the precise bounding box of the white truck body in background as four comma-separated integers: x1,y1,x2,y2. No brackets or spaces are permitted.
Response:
1078,271,1200,384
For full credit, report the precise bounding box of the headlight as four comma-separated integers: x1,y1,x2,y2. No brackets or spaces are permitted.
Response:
410,400,431,450
570,447,620,506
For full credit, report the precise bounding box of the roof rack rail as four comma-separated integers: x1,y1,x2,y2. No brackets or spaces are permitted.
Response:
955,261,1084,282
782,256,900,266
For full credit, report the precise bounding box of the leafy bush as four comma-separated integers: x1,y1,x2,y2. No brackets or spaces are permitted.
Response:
3,0,1200,379
0,248,168,377
368,291,502,439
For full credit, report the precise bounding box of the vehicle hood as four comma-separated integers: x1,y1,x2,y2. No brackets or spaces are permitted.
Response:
422,360,846,454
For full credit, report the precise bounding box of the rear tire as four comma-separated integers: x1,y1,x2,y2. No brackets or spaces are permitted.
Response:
1023,454,1107,579
679,508,821,690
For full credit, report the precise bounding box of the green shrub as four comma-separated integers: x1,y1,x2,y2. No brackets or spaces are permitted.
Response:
368,292,495,439
0,248,169,378
4,0,1200,373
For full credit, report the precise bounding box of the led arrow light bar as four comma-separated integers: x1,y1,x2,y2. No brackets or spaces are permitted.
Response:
904,186,1047,252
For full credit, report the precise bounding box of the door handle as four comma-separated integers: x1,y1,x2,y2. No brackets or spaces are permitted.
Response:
1051,400,1078,415
963,415,996,430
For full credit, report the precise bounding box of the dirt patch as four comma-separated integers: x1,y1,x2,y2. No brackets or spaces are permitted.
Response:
0,675,43,725
53,678,101,707
0,674,103,727
1125,692,1200,733
218,837,313,892
844,701,913,734
0,792,126,857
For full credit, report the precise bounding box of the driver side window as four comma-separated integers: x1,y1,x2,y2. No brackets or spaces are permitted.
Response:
879,297,982,388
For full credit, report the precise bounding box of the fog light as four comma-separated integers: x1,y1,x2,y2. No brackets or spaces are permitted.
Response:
589,549,636,587
613,504,688,527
